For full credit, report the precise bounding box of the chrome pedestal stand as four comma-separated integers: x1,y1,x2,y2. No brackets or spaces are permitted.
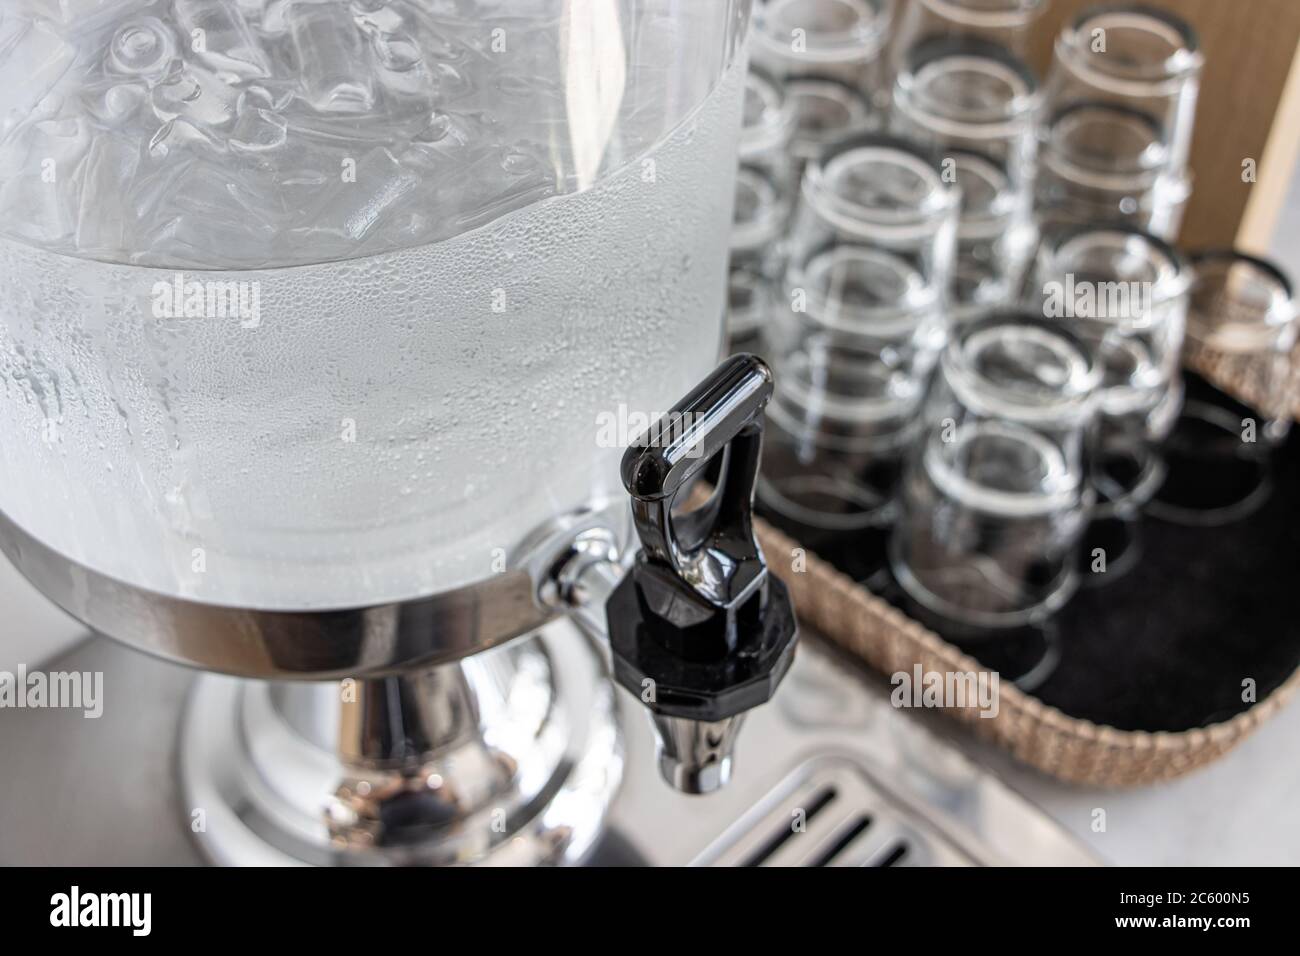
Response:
180,620,621,866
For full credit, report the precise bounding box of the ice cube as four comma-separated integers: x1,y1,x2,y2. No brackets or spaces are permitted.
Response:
370,30,435,108
105,16,177,81
148,116,222,158
372,30,422,73
15,1,148,33
174,0,271,80
0,164,75,245
0,17,75,136
30,115,91,165
82,81,148,124
0,113,92,222
0,115,90,247
351,2,406,35
239,84,295,113
339,147,420,242
73,132,141,257
302,146,419,249
261,160,333,222
0,15,28,53
132,158,279,267
151,62,238,129
288,2,374,113
229,105,288,153
256,0,293,38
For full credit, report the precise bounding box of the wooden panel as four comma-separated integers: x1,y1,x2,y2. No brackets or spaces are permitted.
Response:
1237,39,1300,255
1026,0,1300,250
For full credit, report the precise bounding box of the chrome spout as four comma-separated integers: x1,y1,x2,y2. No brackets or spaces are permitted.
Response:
651,713,745,795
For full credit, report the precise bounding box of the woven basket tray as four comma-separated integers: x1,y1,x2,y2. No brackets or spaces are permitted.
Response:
749,351,1300,788
756,515,1300,787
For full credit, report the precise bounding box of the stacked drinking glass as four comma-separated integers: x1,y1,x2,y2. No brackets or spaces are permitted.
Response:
727,67,800,355
890,33,1041,320
759,135,957,576
729,0,1296,655
1035,4,1202,240
750,0,896,170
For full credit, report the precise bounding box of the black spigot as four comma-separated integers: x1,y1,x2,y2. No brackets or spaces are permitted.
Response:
606,354,798,794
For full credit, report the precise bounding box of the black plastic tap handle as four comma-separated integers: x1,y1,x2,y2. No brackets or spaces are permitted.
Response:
619,353,773,610
606,354,797,722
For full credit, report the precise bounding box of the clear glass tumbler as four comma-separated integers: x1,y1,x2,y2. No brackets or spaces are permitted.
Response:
751,0,896,164
728,164,790,355
891,311,1099,628
728,67,799,355
891,33,1041,187
1043,3,1202,174
1032,224,1192,579
1035,224,1191,449
1183,250,1299,443
891,33,1041,312
888,0,1049,75
951,148,1039,323
1036,100,1192,240
1151,251,1299,526
759,133,958,571
1037,4,1202,242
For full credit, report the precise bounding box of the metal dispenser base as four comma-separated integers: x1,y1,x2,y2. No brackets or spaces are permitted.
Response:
0,629,1101,866
179,621,621,866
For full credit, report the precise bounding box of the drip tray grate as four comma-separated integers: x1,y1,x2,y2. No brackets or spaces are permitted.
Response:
694,757,979,867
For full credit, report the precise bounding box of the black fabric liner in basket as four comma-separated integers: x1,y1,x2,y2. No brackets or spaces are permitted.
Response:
758,373,1300,734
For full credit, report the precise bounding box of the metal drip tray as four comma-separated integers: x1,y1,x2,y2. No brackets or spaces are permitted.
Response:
606,630,1096,867
695,758,977,867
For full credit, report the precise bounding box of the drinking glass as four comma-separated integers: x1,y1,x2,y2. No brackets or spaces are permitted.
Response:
891,311,1099,628
891,33,1041,188
751,0,896,164
1043,3,1202,174
888,0,1049,76
1037,4,1202,243
786,133,961,298
890,34,1041,314
949,149,1038,323
739,65,801,215
727,68,799,354
1035,224,1191,450
1032,224,1192,578
785,77,878,167
1183,251,1298,443
1150,251,1299,525
1036,101,1191,240
760,134,958,572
